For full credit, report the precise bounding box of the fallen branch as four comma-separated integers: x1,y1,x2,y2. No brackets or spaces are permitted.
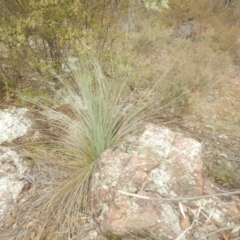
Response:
118,190,240,202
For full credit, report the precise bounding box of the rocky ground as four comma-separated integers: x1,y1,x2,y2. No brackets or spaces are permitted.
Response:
0,107,240,239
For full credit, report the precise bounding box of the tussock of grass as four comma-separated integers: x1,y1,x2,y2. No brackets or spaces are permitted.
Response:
0,59,169,239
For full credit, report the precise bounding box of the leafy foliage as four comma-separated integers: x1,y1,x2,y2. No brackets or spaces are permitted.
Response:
0,0,134,95
142,0,169,10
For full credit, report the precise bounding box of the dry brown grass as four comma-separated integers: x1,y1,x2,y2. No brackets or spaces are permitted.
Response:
82,0,240,190
114,1,240,190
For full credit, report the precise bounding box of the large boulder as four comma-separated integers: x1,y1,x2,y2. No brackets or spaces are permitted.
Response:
89,123,240,239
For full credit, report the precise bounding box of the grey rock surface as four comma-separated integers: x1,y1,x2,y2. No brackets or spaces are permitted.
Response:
0,108,32,217
0,108,32,144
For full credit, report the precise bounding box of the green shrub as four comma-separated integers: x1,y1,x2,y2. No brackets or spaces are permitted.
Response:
0,0,135,100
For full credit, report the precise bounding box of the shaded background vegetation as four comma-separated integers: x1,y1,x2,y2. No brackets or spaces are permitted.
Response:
0,0,239,100
0,0,134,96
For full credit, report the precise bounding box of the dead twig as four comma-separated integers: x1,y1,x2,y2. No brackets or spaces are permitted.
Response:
118,190,240,202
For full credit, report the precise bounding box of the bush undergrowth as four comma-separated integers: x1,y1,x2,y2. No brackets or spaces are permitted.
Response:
1,1,240,239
